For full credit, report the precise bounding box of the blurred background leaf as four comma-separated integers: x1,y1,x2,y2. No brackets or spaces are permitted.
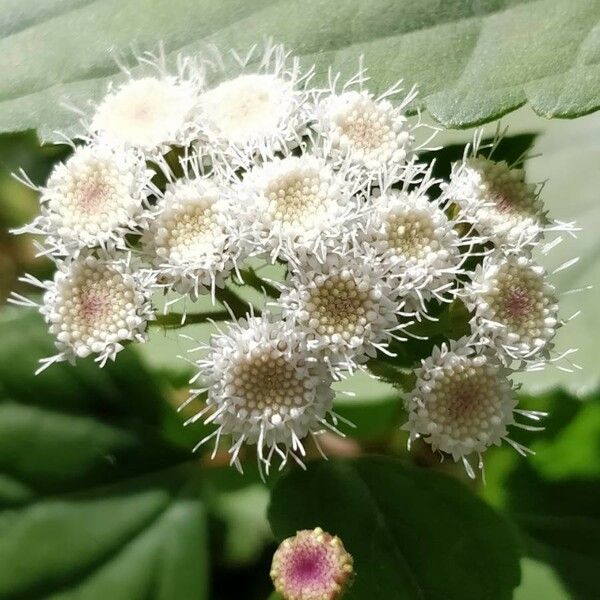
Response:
0,308,212,599
0,308,277,599
0,0,599,141
515,558,571,600
484,389,600,600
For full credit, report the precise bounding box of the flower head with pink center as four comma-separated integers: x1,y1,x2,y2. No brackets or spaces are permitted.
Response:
10,252,155,371
90,51,200,155
465,254,559,364
403,337,543,477
271,528,354,600
14,144,152,257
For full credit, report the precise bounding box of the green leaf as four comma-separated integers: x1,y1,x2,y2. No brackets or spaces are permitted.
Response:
0,308,211,598
515,558,571,600
0,0,599,141
268,457,521,600
211,483,271,566
484,389,600,600
203,466,271,567
0,466,209,600
531,398,600,480
335,392,403,441
0,307,202,453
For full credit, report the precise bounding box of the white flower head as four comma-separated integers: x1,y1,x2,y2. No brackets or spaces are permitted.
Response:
237,153,361,264
197,42,313,166
91,52,201,154
359,183,465,306
188,314,341,474
11,253,154,371
143,173,243,302
466,254,559,364
279,251,409,371
445,155,546,249
15,144,152,257
313,82,416,176
404,337,540,477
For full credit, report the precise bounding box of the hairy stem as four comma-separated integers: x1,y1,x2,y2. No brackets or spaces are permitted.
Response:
215,285,259,318
152,310,230,329
238,268,281,299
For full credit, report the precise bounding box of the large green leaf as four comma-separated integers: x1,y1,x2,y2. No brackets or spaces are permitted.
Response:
268,457,521,600
0,308,211,599
0,0,598,141
0,465,209,600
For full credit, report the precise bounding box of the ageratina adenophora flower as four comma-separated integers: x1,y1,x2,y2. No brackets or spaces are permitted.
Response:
271,528,354,600
313,82,416,174
14,144,152,257
197,42,312,166
403,337,542,477
91,53,200,155
237,153,360,264
8,42,578,484
143,174,243,301
187,314,342,474
279,251,410,371
466,254,560,364
10,253,154,371
444,154,546,249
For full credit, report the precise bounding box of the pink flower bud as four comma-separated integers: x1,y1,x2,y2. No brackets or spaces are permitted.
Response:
271,528,354,600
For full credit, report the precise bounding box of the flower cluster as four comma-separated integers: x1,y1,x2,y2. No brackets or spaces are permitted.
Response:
11,43,577,477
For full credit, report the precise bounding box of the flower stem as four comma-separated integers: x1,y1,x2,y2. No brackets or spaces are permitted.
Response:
238,268,281,299
152,310,230,329
215,285,259,318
